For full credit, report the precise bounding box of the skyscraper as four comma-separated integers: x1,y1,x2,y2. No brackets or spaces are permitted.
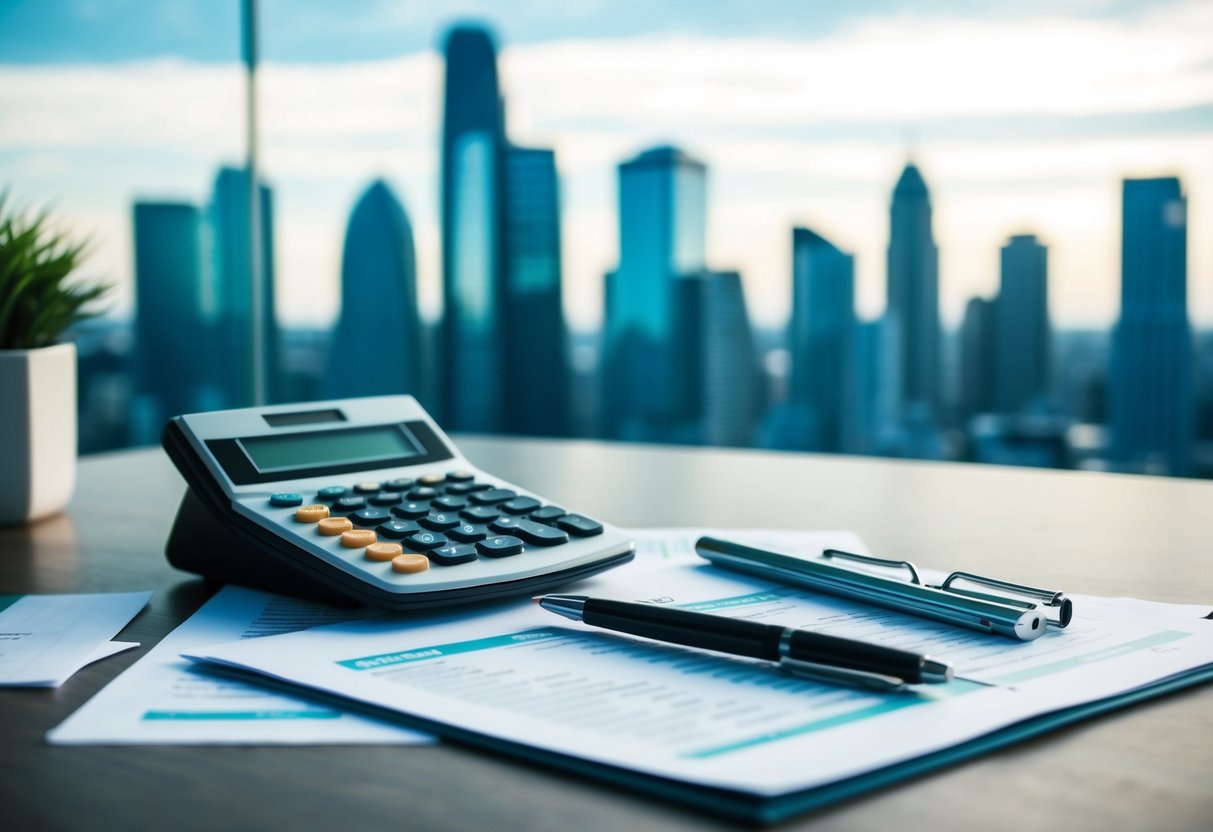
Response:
323,180,422,401
886,162,940,422
1109,177,1193,476
788,227,856,452
503,145,569,436
958,296,998,421
601,145,707,440
441,24,506,431
131,202,210,424
996,234,1050,414
211,165,278,407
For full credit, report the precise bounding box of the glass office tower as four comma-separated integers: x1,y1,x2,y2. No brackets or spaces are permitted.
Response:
886,162,940,423
996,234,1050,415
503,145,569,436
601,145,707,440
211,165,278,407
132,201,210,424
323,180,421,401
789,227,856,452
1109,177,1193,476
441,24,506,431
958,296,998,421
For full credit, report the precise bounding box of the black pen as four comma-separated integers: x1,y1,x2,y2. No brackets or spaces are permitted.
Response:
533,594,953,692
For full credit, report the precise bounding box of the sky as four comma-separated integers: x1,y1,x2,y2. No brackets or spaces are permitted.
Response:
1,0,1212,332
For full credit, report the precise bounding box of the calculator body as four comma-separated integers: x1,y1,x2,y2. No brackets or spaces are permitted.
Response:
162,396,634,610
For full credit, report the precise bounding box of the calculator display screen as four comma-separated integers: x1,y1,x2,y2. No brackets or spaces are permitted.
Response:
239,425,421,474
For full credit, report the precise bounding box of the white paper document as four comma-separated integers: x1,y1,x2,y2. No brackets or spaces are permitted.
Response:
48,585,432,745
0,591,151,687
182,529,1213,796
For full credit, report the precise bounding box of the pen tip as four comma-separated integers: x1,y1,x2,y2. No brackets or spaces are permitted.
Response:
530,596,544,603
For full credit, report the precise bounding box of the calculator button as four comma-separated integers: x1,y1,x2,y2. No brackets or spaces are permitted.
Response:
470,488,516,505
333,496,367,513
428,544,479,566
365,542,403,562
377,519,420,539
448,523,488,543
385,477,414,491
477,536,524,557
433,495,468,511
461,505,500,523
391,554,430,574
369,491,403,506
555,514,604,537
317,517,353,536
317,486,348,502
446,482,490,495
353,482,382,494
351,507,392,527
420,512,460,531
270,492,303,507
511,518,570,547
295,504,330,523
392,501,430,519
418,473,446,487
406,530,447,551
340,529,377,548
501,497,541,515
408,487,439,500
489,516,521,533
446,470,475,482
529,506,566,525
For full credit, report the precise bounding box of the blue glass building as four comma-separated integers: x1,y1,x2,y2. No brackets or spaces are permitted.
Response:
601,145,707,440
440,24,506,431
504,145,569,436
323,180,422,401
958,296,998,420
131,201,210,425
1109,177,1193,475
886,163,940,422
996,234,1050,414
789,227,856,452
210,165,278,407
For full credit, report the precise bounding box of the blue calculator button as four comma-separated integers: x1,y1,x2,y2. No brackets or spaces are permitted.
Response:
429,544,478,566
377,519,420,539
445,470,475,483
477,536,524,558
317,486,348,502
448,523,487,543
392,501,429,520
470,488,516,505
406,531,447,551
420,512,460,531
333,496,367,513
269,492,303,507
369,491,403,506
408,487,439,500
351,507,392,527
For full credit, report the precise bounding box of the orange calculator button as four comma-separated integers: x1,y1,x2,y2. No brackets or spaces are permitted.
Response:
318,517,353,536
365,542,403,562
295,504,330,523
340,529,377,548
391,553,430,574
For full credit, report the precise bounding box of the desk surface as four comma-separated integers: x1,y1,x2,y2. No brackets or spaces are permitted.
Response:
2,439,1211,831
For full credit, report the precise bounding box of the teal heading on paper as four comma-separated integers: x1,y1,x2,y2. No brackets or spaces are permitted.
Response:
338,628,564,671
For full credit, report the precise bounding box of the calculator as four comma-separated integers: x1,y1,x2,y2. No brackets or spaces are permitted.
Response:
161,396,635,610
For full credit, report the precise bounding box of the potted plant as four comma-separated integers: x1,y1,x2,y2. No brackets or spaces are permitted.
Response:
0,194,108,524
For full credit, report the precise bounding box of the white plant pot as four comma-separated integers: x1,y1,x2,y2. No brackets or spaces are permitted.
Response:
0,342,77,525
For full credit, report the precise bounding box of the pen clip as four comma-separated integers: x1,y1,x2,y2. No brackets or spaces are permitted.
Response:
822,549,923,585
778,656,907,692
938,572,1073,628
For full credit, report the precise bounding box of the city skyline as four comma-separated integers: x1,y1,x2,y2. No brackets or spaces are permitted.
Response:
2,2,1211,335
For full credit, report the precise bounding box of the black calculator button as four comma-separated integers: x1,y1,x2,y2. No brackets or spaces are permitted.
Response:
501,497,541,515
470,488,516,505
418,474,446,487
353,482,382,494
369,491,403,506
448,523,488,543
316,486,348,502
406,531,447,551
461,505,500,522
333,496,367,513
428,544,478,566
420,512,460,531
489,516,521,533
445,482,477,495
351,507,391,527
385,478,414,491
433,495,467,511
512,518,570,547
408,487,439,500
555,514,604,537
529,506,566,525
377,519,420,539
477,535,524,557
391,501,429,519
446,470,475,482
